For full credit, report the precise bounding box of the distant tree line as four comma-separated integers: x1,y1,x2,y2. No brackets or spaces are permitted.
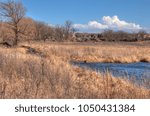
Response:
0,0,76,46
101,30,148,42
0,0,150,47
74,30,150,42
34,20,76,42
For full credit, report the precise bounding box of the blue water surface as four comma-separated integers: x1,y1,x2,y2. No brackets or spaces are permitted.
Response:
73,62,150,79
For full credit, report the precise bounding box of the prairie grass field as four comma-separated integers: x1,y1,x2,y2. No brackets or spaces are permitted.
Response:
0,41,150,99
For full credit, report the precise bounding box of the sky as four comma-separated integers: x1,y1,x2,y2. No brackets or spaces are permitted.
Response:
2,0,150,32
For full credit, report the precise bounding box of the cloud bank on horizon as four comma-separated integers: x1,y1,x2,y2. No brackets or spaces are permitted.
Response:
73,15,143,33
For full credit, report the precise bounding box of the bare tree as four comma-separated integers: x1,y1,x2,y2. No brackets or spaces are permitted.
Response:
54,25,65,41
137,30,147,41
64,20,76,40
0,0,26,46
102,30,114,41
34,21,53,41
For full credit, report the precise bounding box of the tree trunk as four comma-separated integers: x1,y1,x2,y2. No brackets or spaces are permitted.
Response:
13,24,18,46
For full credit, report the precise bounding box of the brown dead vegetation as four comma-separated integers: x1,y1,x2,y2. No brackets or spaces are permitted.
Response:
0,42,150,99
0,0,150,99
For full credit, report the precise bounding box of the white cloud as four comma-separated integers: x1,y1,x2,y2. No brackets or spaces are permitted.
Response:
73,21,108,30
102,16,142,30
73,24,87,29
73,15,142,32
48,23,55,27
88,21,108,29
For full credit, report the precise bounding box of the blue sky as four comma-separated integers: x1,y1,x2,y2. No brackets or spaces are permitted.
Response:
6,0,150,32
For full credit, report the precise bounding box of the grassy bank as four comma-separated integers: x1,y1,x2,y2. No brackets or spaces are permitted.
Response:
0,41,150,98
26,41,150,63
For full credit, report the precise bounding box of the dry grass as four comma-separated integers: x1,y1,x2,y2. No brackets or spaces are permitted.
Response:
0,41,150,99
24,41,150,63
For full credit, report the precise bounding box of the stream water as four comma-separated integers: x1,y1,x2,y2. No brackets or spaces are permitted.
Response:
73,62,150,80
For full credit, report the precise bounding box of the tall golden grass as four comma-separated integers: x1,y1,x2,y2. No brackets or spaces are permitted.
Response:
0,41,150,99
26,41,150,63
